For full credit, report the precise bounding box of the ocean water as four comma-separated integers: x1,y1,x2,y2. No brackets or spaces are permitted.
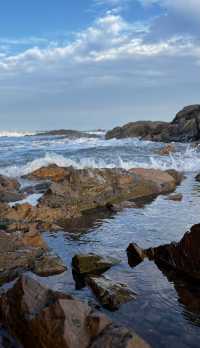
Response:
0,131,200,347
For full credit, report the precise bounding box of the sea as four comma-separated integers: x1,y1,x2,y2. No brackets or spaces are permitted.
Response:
0,130,200,348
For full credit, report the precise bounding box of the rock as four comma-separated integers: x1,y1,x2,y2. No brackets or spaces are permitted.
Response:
90,326,151,348
127,224,200,281
166,193,183,201
0,274,150,348
195,173,200,182
0,230,66,285
127,243,146,267
35,129,100,139
33,251,67,276
0,175,25,203
0,166,181,229
106,105,200,143
157,144,176,156
87,276,137,310
165,169,184,186
72,253,119,276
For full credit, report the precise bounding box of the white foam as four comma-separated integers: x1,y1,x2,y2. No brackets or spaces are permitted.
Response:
9,193,43,207
0,131,36,137
1,145,200,178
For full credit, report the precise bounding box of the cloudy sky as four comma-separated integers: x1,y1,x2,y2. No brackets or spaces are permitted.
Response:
0,0,199,130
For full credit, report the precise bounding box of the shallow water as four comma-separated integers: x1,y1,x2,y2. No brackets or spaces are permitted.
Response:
0,132,200,347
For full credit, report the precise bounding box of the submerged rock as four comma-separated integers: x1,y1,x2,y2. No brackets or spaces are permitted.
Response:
87,276,136,310
166,193,183,202
106,105,200,143
0,274,150,348
127,224,200,281
72,253,119,276
157,144,176,156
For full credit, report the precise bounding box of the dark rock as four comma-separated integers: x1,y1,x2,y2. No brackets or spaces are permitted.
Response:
195,173,200,182
0,175,25,203
0,274,150,348
106,105,200,143
127,243,145,267
87,276,136,310
127,224,200,281
35,129,99,139
72,253,119,276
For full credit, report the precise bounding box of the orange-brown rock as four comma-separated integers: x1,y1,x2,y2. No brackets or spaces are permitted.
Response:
0,274,151,348
24,164,70,182
157,144,176,156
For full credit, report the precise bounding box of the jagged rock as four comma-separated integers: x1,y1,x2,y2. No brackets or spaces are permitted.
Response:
127,224,200,280
157,144,176,156
87,276,137,310
166,193,183,201
127,243,146,267
72,253,119,276
24,164,71,182
0,274,150,348
0,230,66,285
195,173,200,182
106,105,200,143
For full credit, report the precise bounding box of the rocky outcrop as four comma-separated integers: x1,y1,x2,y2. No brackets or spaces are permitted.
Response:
106,105,200,143
87,276,136,310
72,253,119,276
0,229,66,285
166,193,183,201
0,166,182,230
0,175,25,203
127,224,200,281
35,129,99,139
0,274,151,348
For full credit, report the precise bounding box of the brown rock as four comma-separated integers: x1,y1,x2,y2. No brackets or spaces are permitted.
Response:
87,276,136,310
24,164,70,182
0,274,150,348
157,144,176,156
0,175,25,203
166,193,183,202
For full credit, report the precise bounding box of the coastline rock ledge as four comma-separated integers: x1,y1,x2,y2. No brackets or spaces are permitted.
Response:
106,105,200,142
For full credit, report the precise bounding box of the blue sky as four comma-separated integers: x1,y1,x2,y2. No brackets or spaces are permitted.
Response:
0,0,200,130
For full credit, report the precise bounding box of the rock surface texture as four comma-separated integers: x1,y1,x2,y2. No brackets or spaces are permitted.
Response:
127,224,200,280
106,105,200,142
0,166,182,230
0,274,151,348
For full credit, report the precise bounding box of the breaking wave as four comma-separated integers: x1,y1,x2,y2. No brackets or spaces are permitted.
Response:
0,131,37,137
0,146,200,177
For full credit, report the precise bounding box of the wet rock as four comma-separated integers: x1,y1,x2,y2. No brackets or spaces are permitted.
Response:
0,166,181,229
35,129,99,138
87,276,137,310
0,175,25,203
0,230,66,285
157,144,176,156
195,173,200,182
127,224,200,281
33,251,67,276
21,181,51,195
0,274,150,348
106,105,200,143
127,243,146,267
165,169,184,186
72,253,119,276
90,325,151,348
166,193,183,201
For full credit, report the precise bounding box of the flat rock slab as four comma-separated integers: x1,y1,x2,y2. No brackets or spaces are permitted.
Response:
87,276,137,310
72,253,120,276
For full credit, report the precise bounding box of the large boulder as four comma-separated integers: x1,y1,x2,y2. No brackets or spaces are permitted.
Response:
0,274,151,348
127,224,200,280
106,105,200,143
0,166,181,230
87,276,136,310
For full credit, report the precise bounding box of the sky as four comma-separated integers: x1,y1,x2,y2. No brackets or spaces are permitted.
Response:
0,0,200,130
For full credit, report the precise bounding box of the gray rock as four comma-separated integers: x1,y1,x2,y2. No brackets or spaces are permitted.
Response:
72,253,120,276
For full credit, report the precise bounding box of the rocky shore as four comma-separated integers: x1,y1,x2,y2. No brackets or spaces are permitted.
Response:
106,105,200,142
0,162,193,348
